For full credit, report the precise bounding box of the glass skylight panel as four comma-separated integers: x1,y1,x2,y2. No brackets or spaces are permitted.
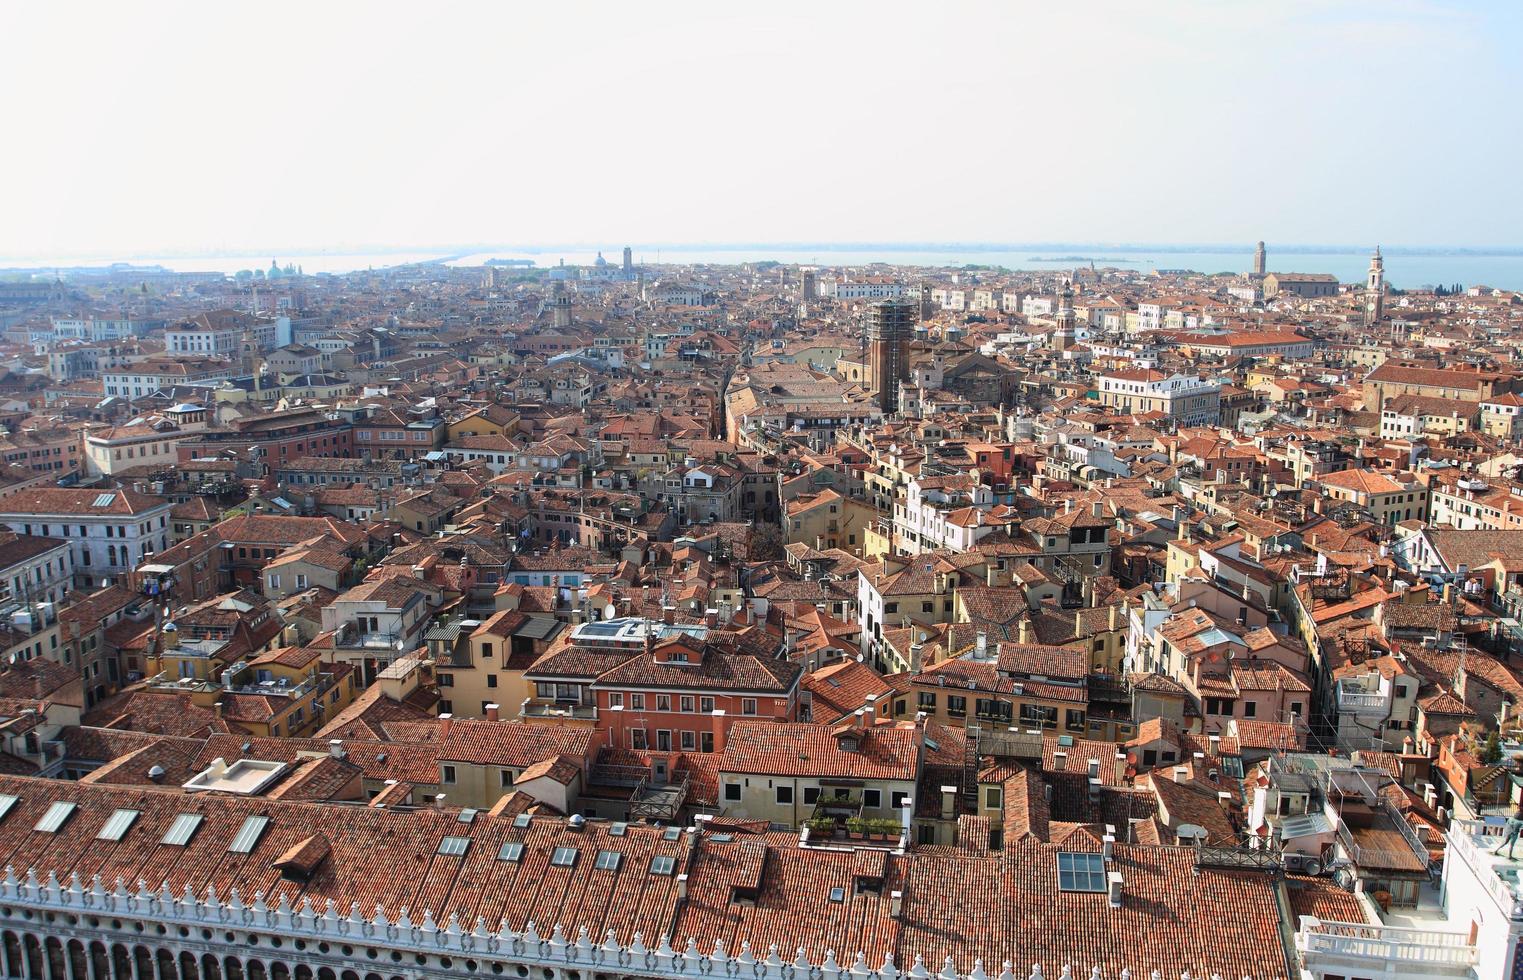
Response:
498,841,525,861
228,815,270,853
662,826,682,841
594,849,622,871
0,795,18,823
34,801,77,833
650,855,676,875
550,846,578,867
93,493,117,508
708,833,734,842
609,822,628,836
1056,851,1107,892
97,809,140,841
828,887,846,902
437,836,471,857
513,813,532,828
458,808,478,824
162,813,204,846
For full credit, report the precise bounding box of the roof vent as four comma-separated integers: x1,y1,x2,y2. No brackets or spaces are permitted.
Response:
147,766,166,783
568,813,586,830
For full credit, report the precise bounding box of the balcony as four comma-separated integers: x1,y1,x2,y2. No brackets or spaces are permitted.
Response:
1449,818,1523,921
1296,918,1477,976
520,701,598,721
1337,687,1390,716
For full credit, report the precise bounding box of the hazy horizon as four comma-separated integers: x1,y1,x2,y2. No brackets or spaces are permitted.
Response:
6,1,1521,258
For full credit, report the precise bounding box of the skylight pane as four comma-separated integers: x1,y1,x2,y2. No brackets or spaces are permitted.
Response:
97,809,140,841
594,850,622,871
610,822,628,837
228,815,270,854
497,841,524,861
438,836,471,857
550,846,578,867
162,813,204,846
35,801,77,833
0,795,18,823
1056,852,1107,892
650,855,676,875
513,813,532,828
662,826,681,841
458,808,478,824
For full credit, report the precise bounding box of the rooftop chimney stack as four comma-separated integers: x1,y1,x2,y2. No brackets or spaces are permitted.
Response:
485,703,500,722
1053,751,1067,771
328,739,345,760
1107,870,1123,908
439,712,454,740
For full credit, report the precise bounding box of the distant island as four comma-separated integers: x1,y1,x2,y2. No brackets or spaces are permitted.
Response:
484,258,536,267
1028,255,1146,263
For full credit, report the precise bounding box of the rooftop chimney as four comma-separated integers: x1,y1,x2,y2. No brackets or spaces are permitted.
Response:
1115,752,1127,784
439,712,454,740
1092,501,1104,518
328,739,345,760
1053,750,1067,771
890,890,903,917
1107,870,1123,908
485,703,500,722
1102,831,1115,862
1172,766,1188,784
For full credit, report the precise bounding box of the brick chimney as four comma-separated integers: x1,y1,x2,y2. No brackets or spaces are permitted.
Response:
439,712,453,740
485,703,500,722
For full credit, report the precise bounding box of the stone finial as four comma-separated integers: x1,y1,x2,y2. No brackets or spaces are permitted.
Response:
970,959,989,980
998,962,1015,980
908,955,931,980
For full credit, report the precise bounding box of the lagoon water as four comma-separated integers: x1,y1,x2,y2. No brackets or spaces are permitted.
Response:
9,246,1523,291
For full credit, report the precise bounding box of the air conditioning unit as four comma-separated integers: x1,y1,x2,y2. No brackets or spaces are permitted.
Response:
1283,852,1324,876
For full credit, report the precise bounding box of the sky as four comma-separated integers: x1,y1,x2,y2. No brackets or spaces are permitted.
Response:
3,0,1521,260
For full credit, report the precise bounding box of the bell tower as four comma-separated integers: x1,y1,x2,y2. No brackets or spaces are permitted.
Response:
1365,246,1385,326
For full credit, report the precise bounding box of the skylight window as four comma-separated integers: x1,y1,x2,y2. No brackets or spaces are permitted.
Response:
513,813,532,828
0,795,17,823
1056,852,1107,892
497,841,524,862
650,855,676,875
162,813,204,846
228,815,270,854
437,836,471,857
458,808,478,824
828,887,846,903
662,826,682,841
550,846,578,867
709,833,734,843
609,822,628,836
97,809,140,841
93,493,117,508
35,801,77,833
594,849,622,871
